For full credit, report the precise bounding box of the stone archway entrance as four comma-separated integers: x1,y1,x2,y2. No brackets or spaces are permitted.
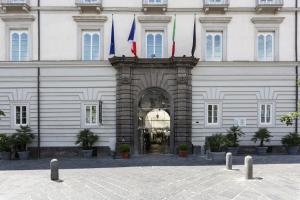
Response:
137,87,172,154
110,57,199,155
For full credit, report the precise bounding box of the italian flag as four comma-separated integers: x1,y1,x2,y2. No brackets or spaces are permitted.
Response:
171,15,176,58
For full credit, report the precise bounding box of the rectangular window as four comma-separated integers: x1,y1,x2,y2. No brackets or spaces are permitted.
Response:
208,0,224,4
257,32,274,61
206,32,222,61
10,30,29,61
260,104,272,124
146,31,163,58
207,104,218,125
15,105,27,126
82,31,101,61
259,0,275,4
85,105,97,125
148,0,162,4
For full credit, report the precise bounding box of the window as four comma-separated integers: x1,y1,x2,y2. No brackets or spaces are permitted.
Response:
207,0,224,4
15,105,27,126
85,105,97,126
257,32,274,61
146,32,163,58
82,31,100,61
259,0,275,4
148,0,162,4
206,32,222,61
10,31,29,61
260,104,272,124
207,104,218,125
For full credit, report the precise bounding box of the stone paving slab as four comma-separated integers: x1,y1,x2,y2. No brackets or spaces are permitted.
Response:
0,155,299,200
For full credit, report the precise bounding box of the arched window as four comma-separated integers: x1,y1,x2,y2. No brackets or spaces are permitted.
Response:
206,32,222,61
82,31,101,61
146,32,163,58
257,32,274,61
10,31,29,61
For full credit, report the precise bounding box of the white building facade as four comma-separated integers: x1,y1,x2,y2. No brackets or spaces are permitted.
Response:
0,0,299,156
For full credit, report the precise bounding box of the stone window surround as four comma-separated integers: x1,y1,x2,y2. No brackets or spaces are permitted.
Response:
73,15,107,61
205,101,222,128
1,15,35,61
251,17,284,62
81,101,101,128
138,15,171,58
257,101,275,127
200,17,231,62
10,101,30,129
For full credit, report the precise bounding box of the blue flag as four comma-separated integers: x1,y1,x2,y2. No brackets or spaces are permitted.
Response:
109,16,115,55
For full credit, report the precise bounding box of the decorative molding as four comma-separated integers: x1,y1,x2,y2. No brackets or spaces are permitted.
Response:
73,15,107,23
199,17,232,24
251,17,285,24
0,14,35,22
138,15,172,24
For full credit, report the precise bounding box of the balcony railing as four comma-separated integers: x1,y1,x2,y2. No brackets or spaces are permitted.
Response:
142,0,168,12
256,0,283,13
75,0,102,13
203,0,229,14
0,0,30,12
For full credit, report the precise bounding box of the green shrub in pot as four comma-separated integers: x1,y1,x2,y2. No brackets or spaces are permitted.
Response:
281,132,300,155
251,128,272,155
76,129,98,158
11,126,34,160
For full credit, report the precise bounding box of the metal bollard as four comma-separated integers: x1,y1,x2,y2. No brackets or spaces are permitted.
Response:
226,152,232,170
50,159,59,181
244,155,253,180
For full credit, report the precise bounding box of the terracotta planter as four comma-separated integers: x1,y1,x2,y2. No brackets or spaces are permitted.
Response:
179,150,188,157
121,152,129,159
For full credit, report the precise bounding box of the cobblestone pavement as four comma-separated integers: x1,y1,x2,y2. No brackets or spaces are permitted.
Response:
0,155,299,200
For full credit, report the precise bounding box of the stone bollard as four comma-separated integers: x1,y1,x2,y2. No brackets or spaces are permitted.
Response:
244,155,253,180
226,152,232,170
50,159,59,181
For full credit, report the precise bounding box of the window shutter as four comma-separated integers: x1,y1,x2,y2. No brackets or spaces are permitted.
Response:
99,100,103,124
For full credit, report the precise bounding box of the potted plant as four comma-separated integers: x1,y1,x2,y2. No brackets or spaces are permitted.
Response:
178,144,188,157
75,129,98,158
281,132,300,155
11,126,34,160
225,125,244,155
251,128,272,155
0,134,12,160
118,144,130,159
205,134,226,161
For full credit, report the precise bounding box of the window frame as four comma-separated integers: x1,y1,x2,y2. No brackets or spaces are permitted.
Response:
205,102,222,127
81,102,101,128
257,32,275,61
259,103,274,126
10,30,29,61
81,30,101,61
84,104,98,126
10,102,30,128
205,32,223,61
146,31,164,58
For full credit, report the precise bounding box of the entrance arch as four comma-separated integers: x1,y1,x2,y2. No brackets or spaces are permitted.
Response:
137,87,173,154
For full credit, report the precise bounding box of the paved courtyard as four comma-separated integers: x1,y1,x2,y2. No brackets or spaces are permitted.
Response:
0,155,299,200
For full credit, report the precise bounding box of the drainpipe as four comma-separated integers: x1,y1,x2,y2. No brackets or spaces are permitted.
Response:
295,0,298,134
37,0,41,158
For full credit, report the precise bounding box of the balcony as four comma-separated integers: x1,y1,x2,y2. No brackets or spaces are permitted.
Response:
75,0,102,13
256,0,283,13
203,0,230,14
142,0,168,13
0,0,30,13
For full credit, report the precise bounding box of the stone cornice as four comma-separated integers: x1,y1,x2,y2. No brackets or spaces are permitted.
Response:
0,14,35,22
73,15,107,23
109,56,199,68
199,17,232,24
251,17,285,24
138,15,172,24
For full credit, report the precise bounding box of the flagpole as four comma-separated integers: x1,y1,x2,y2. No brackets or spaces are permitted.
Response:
171,14,176,59
191,13,196,58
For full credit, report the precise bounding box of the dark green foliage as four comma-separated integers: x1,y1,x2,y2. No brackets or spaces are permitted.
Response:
0,134,12,152
0,110,4,117
75,129,98,150
179,144,188,151
205,134,226,152
118,144,130,153
225,125,244,147
282,132,300,147
251,128,272,147
11,126,34,152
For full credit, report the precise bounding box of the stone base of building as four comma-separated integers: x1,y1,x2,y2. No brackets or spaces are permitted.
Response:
28,146,112,159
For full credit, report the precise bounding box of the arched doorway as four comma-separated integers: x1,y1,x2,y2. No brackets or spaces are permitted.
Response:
137,88,173,154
